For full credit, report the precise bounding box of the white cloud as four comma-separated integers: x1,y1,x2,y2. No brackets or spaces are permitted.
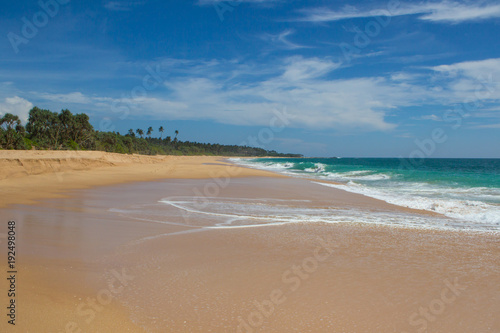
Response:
279,56,340,82
149,57,399,130
172,59,409,130
430,58,500,101
36,92,92,104
419,2,500,22
298,2,500,24
432,58,500,78
0,96,33,123
390,72,421,81
29,57,500,132
32,57,399,131
413,114,442,121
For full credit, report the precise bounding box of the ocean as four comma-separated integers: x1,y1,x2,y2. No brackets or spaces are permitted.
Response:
232,157,500,232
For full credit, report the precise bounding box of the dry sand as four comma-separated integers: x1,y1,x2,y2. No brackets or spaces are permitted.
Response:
0,151,498,332
0,150,280,208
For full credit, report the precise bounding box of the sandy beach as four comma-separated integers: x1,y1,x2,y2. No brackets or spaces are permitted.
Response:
0,152,498,332
0,151,282,208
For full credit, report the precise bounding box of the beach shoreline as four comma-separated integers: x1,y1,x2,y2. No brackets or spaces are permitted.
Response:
0,152,498,332
0,151,284,209
0,151,443,219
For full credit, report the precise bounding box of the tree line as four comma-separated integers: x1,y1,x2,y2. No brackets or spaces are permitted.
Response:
0,107,302,157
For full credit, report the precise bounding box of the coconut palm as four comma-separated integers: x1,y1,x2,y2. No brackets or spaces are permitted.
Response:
159,126,164,139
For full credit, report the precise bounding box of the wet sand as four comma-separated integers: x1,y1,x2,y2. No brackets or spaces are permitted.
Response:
0,176,499,332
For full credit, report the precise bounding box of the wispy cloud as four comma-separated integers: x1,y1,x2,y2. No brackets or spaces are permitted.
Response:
279,56,340,81
472,123,500,129
260,29,309,50
104,1,146,12
197,0,280,5
395,132,414,138
298,1,500,24
412,114,442,121
35,92,92,104
419,1,500,22
390,72,424,81
387,53,456,64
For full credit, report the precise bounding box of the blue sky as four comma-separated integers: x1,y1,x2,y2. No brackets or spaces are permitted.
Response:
1,0,500,157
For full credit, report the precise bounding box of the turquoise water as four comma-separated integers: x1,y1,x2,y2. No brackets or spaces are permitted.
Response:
233,158,500,230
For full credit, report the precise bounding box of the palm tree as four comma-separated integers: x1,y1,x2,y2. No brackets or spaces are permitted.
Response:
128,129,135,137
136,128,144,138
159,126,164,139
174,130,179,140
147,126,153,138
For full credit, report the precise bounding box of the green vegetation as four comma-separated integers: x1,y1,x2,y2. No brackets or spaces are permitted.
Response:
0,107,302,157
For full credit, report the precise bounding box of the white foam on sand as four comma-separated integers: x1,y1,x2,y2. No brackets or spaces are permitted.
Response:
110,195,496,236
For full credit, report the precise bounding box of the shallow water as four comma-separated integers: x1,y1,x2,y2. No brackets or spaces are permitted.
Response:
233,158,500,230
